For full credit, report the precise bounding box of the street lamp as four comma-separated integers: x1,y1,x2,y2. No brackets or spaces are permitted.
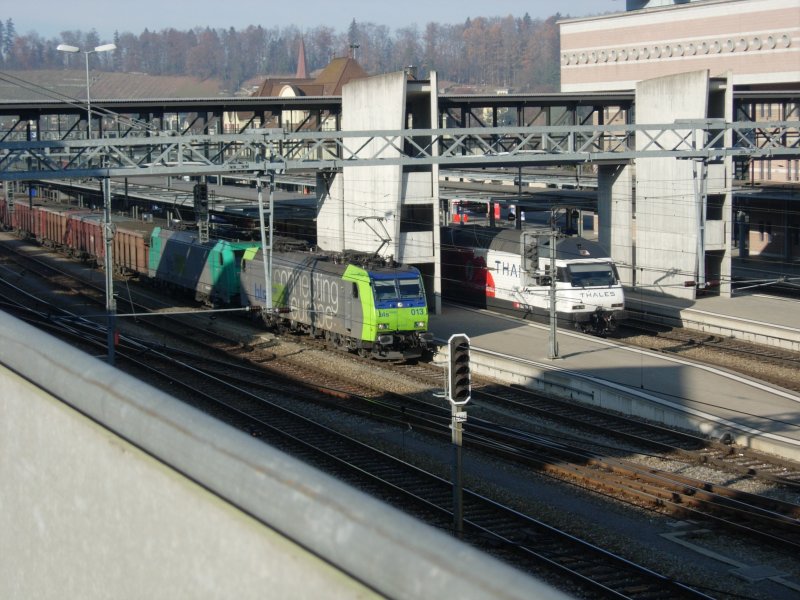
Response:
57,41,118,365
57,43,116,139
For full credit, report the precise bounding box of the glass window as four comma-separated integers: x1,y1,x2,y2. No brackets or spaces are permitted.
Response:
373,280,398,301
567,263,617,287
398,278,423,299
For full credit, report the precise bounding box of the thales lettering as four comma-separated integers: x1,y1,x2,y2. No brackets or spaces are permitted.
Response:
494,260,519,278
580,291,615,299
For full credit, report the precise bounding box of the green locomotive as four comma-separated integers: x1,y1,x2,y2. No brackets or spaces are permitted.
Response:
148,227,259,306
148,227,433,360
240,247,433,360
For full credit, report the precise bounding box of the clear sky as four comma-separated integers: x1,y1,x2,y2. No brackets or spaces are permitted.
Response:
9,0,624,40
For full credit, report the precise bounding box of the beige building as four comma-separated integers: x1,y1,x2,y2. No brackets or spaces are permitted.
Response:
560,0,799,92
559,0,799,299
561,0,799,185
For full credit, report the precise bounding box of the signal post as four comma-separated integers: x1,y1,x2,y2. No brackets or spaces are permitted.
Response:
193,182,209,243
447,334,471,537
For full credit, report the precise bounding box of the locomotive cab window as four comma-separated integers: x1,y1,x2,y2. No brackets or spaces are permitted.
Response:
567,263,617,287
398,278,423,299
373,279,398,301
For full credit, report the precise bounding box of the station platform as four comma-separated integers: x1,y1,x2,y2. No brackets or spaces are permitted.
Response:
429,304,800,462
625,281,800,352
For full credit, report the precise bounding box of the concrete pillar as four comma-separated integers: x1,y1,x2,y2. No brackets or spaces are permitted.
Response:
316,171,344,252
598,164,634,286
635,70,712,300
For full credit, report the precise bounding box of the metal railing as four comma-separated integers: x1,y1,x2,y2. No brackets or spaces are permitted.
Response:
0,120,798,181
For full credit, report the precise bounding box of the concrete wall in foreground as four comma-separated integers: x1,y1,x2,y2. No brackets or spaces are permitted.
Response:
1,367,373,600
0,311,564,600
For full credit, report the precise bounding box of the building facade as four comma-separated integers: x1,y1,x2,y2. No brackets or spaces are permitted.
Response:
560,0,799,298
560,0,799,93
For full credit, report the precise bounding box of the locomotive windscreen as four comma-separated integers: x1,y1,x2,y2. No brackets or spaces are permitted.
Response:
398,278,424,299
374,280,399,301
372,277,424,302
567,263,617,287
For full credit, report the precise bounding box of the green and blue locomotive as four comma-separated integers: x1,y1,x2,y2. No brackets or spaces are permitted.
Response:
240,247,433,360
148,227,258,306
147,227,433,360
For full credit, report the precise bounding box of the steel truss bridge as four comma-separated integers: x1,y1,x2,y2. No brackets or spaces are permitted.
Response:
1,120,799,181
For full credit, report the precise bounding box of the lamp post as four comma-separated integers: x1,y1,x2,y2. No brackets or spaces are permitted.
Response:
57,43,116,139
57,41,117,364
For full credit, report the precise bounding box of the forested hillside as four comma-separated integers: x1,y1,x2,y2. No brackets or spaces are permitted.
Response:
0,14,564,93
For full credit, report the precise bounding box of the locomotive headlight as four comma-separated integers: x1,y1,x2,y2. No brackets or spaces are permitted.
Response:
378,323,389,330
572,304,585,310
414,320,425,328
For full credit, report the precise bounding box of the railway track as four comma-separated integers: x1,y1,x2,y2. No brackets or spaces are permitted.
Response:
215,350,800,551
3,237,800,596
467,380,800,489
618,317,800,393
11,236,799,503
49,327,725,596
378,355,800,491
0,284,713,598
9,254,800,556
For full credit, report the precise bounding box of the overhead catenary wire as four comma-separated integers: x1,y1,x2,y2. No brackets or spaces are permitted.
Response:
23,175,798,294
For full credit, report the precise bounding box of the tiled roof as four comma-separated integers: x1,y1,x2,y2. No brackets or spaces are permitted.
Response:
252,58,368,98
1,60,369,102
1,70,225,101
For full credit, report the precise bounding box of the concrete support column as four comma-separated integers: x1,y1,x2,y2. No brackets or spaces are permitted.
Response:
316,172,344,252
598,164,634,287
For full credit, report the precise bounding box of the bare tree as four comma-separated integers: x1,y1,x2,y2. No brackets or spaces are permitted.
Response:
8,13,564,92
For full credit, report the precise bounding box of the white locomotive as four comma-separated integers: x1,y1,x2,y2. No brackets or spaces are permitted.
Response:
440,226,626,334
